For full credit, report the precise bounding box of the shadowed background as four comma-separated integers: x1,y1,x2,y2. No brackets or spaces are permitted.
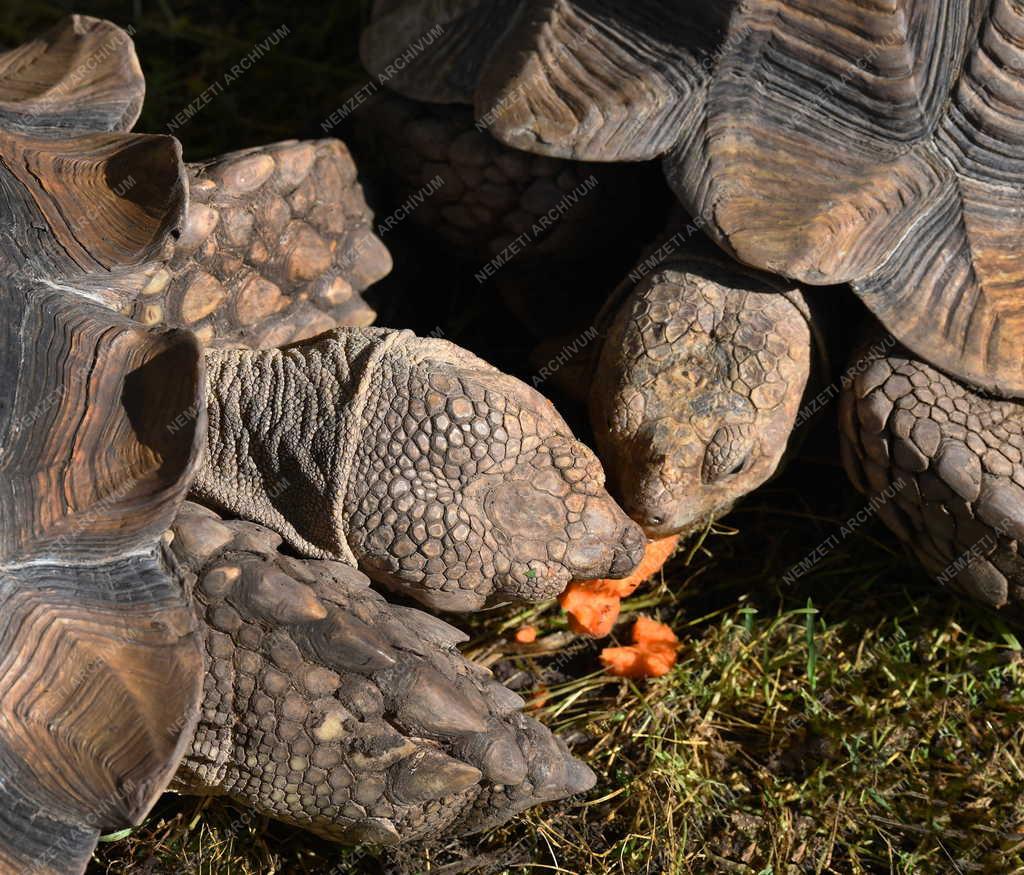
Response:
1,1,370,156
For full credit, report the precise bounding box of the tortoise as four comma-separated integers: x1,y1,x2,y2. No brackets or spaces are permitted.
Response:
363,0,1024,612
0,16,647,873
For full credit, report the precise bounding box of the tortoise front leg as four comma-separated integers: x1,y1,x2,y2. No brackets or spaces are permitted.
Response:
168,502,594,842
840,337,1024,612
191,327,645,611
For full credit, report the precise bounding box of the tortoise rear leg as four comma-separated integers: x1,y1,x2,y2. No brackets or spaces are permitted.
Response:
840,336,1024,611
168,502,595,842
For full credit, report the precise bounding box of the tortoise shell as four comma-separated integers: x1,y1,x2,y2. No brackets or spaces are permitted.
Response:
0,15,392,871
364,0,1024,397
0,16,204,873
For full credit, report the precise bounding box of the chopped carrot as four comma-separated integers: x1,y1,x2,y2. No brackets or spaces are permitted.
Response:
631,614,679,647
513,624,538,644
599,643,676,677
559,582,622,637
599,615,679,678
558,534,680,638
528,685,549,710
608,534,681,598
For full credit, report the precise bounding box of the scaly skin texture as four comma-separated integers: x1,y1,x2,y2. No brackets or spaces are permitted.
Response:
192,327,645,611
590,252,812,537
113,139,390,347
840,340,1024,611
168,502,595,843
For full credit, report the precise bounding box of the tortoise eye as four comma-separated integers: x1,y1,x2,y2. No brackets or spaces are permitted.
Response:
702,448,750,483
701,426,753,483
721,453,750,478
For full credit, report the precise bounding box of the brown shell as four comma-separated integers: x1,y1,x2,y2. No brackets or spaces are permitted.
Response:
367,0,1024,398
0,284,205,875
0,18,204,875
0,14,145,135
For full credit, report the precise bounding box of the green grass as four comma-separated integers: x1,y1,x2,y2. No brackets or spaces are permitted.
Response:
4,3,1023,873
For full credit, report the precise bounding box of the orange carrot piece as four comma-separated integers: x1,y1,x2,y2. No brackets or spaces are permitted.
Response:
599,644,677,678
599,615,679,678
611,534,681,598
558,534,680,638
559,582,621,637
631,614,679,647
513,624,538,644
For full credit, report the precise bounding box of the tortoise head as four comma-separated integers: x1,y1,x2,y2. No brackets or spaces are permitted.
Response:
591,253,813,537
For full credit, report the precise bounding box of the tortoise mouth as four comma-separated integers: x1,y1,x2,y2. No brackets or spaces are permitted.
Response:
617,462,730,538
